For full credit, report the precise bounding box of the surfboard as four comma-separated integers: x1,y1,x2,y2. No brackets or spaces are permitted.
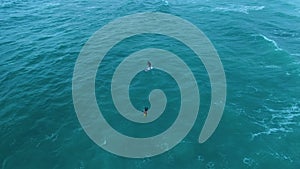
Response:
144,66,153,72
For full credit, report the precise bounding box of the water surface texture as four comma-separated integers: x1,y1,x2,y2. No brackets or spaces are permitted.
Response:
1,0,300,168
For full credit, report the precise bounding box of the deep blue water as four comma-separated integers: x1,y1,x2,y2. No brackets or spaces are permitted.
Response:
1,0,300,168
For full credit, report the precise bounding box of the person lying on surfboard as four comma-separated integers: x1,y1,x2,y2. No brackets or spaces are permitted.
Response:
143,107,149,117
145,61,153,71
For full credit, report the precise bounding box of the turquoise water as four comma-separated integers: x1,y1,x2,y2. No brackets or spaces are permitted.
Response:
1,0,300,168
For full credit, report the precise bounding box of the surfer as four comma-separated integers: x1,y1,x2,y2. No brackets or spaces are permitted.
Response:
145,61,153,71
143,107,149,117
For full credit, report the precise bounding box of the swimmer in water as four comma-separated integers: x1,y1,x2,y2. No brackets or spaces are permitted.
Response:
145,61,153,71
147,61,151,68
143,107,149,117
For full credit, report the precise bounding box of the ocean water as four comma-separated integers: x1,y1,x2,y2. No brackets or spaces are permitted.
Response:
1,0,300,168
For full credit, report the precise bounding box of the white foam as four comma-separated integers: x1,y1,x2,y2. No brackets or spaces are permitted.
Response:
44,2,60,7
265,65,281,69
197,155,204,161
251,128,288,139
100,139,107,146
270,152,294,162
157,142,170,151
246,85,258,92
161,0,169,6
259,34,283,51
165,0,198,5
206,161,215,169
243,157,255,166
213,5,265,14
251,103,300,139
45,133,58,142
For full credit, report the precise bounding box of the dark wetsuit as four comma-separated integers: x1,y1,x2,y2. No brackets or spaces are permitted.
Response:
143,107,148,116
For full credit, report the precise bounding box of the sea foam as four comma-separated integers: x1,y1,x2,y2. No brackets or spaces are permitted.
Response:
213,5,265,14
